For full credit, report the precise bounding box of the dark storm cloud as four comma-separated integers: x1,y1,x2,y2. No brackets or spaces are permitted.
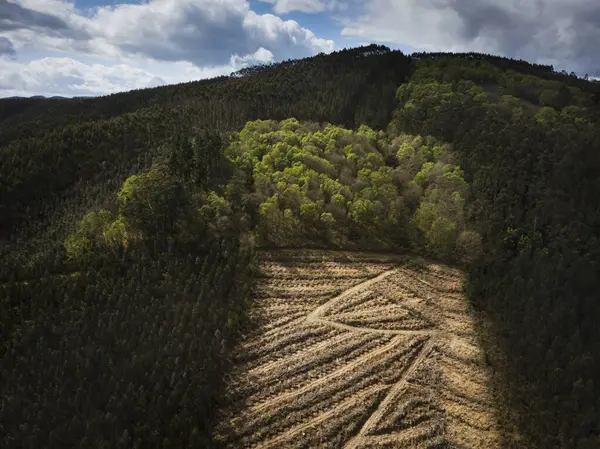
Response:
114,3,251,66
448,0,533,52
567,4,600,75
450,0,600,74
0,0,89,38
342,0,600,75
89,0,333,67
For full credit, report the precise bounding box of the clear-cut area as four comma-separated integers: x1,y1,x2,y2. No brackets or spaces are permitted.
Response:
217,250,500,448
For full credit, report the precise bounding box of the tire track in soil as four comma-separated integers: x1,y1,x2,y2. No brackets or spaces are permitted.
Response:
306,269,396,321
260,384,389,449
217,251,500,449
344,339,437,449
248,334,407,416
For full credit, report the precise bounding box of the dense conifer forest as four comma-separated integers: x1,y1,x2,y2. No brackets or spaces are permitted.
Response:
1,44,600,447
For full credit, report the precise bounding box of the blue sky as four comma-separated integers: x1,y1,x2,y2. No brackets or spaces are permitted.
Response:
2,0,599,97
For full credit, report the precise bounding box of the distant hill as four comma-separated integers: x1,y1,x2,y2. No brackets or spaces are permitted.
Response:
2,95,69,100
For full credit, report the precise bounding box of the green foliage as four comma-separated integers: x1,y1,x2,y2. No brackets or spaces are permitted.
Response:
64,210,118,261
392,56,600,447
535,106,559,125
2,237,254,449
539,89,560,108
7,121,255,449
64,233,93,262
226,119,473,253
198,191,234,236
117,168,188,236
0,45,412,241
78,210,112,238
427,216,458,258
104,216,127,248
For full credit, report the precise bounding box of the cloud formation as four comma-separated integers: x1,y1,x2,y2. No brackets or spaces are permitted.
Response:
0,37,16,56
4,0,334,65
341,0,600,75
1,0,334,96
0,0,88,39
0,57,162,97
1,0,68,31
0,56,248,97
0,46,278,98
259,0,344,14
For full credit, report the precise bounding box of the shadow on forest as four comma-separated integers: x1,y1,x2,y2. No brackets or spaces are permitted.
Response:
467,257,600,449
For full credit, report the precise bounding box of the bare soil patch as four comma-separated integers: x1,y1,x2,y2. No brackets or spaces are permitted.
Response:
217,250,499,448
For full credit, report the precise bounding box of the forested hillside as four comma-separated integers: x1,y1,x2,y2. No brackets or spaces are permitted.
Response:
2,46,600,448
391,56,600,448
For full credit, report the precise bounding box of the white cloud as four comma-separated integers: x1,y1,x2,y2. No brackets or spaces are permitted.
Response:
341,0,600,75
0,52,275,98
232,47,274,66
4,0,334,65
0,0,335,96
0,57,164,97
259,0,345,14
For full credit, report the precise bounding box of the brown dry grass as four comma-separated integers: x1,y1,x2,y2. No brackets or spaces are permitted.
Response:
216,250,500,448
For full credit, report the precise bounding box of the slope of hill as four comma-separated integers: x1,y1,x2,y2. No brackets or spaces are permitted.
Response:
0,45,410,245
0,45,408,146
391,56,600,448
2,46,600,448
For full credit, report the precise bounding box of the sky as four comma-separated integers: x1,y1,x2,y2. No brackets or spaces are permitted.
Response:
1,0,600,97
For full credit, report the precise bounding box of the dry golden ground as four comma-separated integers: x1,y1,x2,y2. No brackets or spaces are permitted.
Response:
216,250,500,448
